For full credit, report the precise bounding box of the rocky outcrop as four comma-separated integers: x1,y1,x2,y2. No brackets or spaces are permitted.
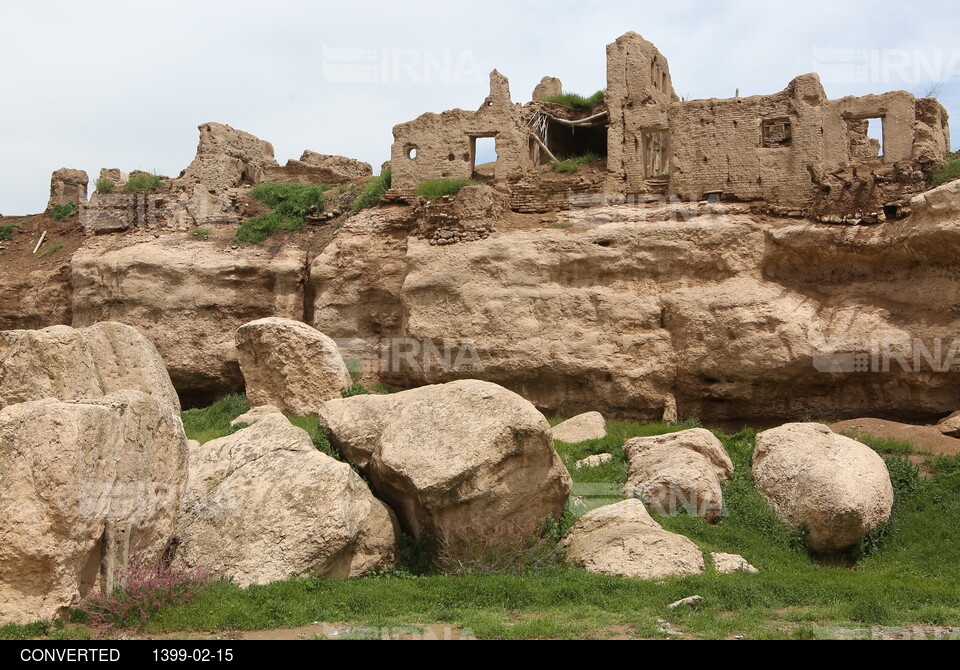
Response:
0,391,188,624
176,415,398,586
310,198,960,422
264,152,373,186
711,552,759,575
230,405,283,427
561,499,704,580
551,412,607,444
753,423,894,553
622,429,733,523
574,453,614,470
71,234,304,405
319,380,571,548
236,318,351,416
0,322,180,414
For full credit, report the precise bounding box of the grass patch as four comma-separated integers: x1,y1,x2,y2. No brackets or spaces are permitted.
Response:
352,168,392,212
190,227,212,240
181,394,250,444
236,183,330,244
37,242,65,258
414,179,478,200
0,223,17,240
9,412,957,640
929,151,960,188
50,201,77,221
551,152,600,174
544,90,606,108
95,178,115,194
123,173,164,193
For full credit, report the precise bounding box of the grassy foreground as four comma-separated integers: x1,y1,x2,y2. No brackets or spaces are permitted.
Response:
3,402,959,640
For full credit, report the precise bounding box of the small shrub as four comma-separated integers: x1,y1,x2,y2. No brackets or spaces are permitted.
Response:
352,168,392,212
123,173,164,193
95,178,115,194
929,152,960,188
50,202,77,221
76,556,212,631
38,242,65,258
414,178,478,200
544,90,605,108
551,152,600,174
190,227,212,240
342,383,370,398
0,223,17,241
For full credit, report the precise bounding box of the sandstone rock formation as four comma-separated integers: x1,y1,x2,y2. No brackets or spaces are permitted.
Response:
48,168,88,210
265,151,373,186
71,235,304,405
711,552,759,575
319,380,571,547
176,414,398,586
236,318,351,416
561,499,704,580
551,412,607,443
0,391,188,624
312,198,960,423
936,411,960,438
230,405,283,427
753,423,894,553
0,322,180,414
532,76,563,102
622,429,734,523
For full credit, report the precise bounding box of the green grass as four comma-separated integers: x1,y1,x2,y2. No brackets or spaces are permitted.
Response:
0,223,17,240
95,178,115,194
122,173,164,193
929,151,960,188
544,90,606,108
351,168,391,212
50,202,77,220
551,152,600,174
10,413,960,640
190,227,212,240
414,179,478,200
236,183,331,244
180,394,250,444
37,242,65,258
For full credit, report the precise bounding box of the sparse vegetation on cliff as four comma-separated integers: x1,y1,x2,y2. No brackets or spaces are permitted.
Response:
236,183,331,244
0,223,17,240
930,151,960,187
50,202,77,221
414,178,478,200
122,173,165,193
95,178,115,194
544,90,606,108
352,168,392,212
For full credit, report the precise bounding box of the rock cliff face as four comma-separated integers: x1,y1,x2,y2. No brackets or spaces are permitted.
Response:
71,235,304,406
311,188,960,422
29,179,960,423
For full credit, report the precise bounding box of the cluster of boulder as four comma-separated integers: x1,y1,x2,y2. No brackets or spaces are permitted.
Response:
0,317,897,625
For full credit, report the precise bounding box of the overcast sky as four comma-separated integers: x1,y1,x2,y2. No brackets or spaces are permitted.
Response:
1,0,957,214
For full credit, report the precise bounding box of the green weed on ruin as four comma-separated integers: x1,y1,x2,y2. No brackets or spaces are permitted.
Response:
544,90,606,108
236,183,331,244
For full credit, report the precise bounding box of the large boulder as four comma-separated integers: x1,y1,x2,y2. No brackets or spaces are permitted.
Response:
551,412,607,444
236,318,352,416
0,322,180,414
0,391,188,624
753,423,894,553
176,414,398,586
319,380,571,548
622,429,733,523
561,499,704,580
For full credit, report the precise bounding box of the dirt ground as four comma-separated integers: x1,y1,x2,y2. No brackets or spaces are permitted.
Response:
831,417,960,456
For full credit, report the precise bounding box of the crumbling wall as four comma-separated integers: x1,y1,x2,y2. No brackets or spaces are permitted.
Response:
264,151,372,186
176,122,279,192
47,169,88,210
390,71,528,192
667,75,826,207
605,32,677,195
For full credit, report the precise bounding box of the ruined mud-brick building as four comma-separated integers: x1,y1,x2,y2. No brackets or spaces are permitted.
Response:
389,32,951,221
